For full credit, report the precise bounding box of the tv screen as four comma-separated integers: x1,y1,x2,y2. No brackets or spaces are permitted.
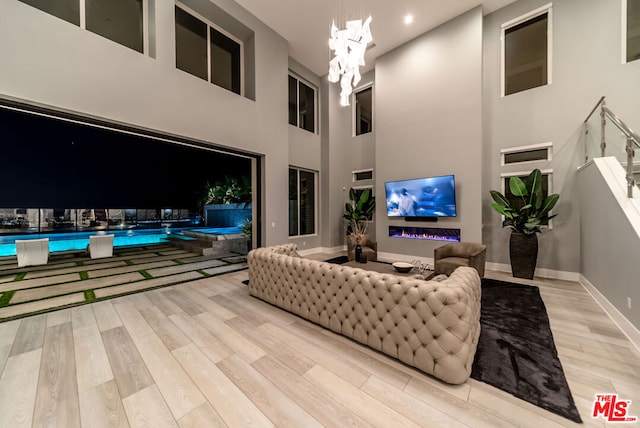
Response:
385,175,457,217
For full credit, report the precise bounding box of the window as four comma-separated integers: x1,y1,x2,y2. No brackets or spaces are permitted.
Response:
352,169,374,182
288,75,316,133
354,86,373,136
502,4,552,96
501,170,554,227
289,167,316,236
19,0,144,53
626,0,640,63
175,5,242,95
19,0,80,26
210,28,241,93
175,7,207,81
501,142,552,165
86,0,143,52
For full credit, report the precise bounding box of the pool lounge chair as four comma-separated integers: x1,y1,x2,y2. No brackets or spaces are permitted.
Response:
16,238,50,267
89,234,114,259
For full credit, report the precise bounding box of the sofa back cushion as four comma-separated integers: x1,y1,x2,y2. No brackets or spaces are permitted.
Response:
248,244,481,384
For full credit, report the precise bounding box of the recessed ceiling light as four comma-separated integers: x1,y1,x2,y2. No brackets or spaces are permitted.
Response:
404,14,413,25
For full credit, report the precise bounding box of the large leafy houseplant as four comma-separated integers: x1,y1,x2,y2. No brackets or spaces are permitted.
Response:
343,188,375,244
490,169,559,235
489,169,559,279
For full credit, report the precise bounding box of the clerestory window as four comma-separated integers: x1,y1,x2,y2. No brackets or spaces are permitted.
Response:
625,0,640,63
175,5,242,95
353,86,373,136
502,4,552,96
288,75,316,133
19,0,145,53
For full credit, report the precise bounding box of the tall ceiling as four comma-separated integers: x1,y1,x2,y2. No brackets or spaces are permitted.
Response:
234,0,517,76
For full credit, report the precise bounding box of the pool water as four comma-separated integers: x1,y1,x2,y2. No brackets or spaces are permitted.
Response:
0,226,242,257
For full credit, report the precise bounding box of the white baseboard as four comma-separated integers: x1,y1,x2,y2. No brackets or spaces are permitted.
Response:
485,262,579,282
579,275,640,355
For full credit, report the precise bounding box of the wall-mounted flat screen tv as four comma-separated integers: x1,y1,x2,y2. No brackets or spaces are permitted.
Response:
385,175,457,217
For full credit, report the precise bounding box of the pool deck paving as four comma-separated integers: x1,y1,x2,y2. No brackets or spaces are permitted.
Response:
0,243,247,321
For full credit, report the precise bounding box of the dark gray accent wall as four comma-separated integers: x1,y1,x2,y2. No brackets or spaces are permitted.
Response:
374,7,484,257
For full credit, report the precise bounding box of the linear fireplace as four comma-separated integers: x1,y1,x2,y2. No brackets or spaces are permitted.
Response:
389,226,460,242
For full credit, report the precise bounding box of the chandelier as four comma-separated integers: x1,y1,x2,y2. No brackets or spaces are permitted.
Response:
328,15,373,106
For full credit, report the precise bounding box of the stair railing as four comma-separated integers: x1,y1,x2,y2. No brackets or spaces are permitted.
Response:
584,96,640,198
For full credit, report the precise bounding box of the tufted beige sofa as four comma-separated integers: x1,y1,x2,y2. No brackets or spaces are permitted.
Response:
247,244,482,384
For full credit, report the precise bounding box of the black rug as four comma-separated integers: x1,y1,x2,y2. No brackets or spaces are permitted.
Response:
471,278,582,423
324,255,349,264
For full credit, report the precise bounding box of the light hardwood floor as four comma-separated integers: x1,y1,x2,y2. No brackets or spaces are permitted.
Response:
0,253,638,427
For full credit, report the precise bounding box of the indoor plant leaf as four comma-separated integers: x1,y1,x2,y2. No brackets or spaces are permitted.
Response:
490,169,558,235
528,169,544,210
490,190,510,208
509,176,527,197
540,193,559,215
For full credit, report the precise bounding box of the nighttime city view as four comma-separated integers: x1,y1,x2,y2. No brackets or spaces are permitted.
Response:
0,106,253,235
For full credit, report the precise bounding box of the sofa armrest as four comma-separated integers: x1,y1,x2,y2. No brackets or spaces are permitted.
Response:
467,247,486,277
434,243,455,260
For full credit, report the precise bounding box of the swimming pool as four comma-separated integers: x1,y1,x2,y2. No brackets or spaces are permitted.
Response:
0,226,242,257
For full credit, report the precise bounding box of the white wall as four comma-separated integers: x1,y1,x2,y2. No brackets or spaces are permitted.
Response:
0,0,290,247
374,7,484,258
578,158,640,330
483,0,640,272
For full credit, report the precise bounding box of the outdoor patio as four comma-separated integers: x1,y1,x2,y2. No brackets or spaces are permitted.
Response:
0,244,247,321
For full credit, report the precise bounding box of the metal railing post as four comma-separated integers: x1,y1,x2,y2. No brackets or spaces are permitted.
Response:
600,100,607,157
584,124,589,163
626,136,635,198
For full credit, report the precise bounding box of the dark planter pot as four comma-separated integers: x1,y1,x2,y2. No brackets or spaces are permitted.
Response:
509,232,538,279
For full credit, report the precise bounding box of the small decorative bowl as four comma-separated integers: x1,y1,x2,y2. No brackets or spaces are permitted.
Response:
392,262,413,273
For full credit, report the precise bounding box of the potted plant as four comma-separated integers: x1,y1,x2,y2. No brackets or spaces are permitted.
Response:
343,188,375,261
239,218,252,253
489,169,559,279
